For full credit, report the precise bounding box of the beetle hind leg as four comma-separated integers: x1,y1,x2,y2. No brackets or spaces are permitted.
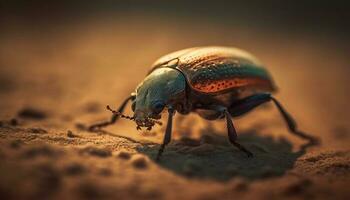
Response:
270,97,319,144
229,93,318,144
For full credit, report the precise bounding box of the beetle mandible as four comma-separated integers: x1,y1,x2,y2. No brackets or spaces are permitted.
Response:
89,46,317,160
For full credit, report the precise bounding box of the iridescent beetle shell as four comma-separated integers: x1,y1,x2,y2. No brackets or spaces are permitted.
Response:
150,46,276,95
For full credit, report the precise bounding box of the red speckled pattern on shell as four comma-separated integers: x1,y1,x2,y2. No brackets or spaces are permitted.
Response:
151,46,275,94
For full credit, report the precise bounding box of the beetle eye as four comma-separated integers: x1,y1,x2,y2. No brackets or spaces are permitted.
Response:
153,102,165,114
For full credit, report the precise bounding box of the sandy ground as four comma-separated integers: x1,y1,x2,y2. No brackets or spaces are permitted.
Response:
0,16,350,200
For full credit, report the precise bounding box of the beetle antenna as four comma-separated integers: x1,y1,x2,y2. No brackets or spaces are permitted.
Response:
106,105,135,121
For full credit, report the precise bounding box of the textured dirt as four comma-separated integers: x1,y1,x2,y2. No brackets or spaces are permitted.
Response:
1,15,350,200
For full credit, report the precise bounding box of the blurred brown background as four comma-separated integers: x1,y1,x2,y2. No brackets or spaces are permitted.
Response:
0,1,350,200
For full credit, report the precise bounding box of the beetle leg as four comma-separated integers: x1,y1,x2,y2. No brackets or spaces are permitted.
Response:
229,93,318,144
156,107,175,161
223,109,254,157
88,95,135,131
270,97,319,144
196,105,253,157
229,93,271,117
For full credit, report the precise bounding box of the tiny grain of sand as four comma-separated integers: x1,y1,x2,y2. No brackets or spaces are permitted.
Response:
1,18,350,200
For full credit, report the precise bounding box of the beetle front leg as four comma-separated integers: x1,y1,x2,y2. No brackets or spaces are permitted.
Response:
88,95,135,131
156,107,175,161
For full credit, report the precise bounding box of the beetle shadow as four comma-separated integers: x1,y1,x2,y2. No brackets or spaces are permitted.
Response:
136,124,316,181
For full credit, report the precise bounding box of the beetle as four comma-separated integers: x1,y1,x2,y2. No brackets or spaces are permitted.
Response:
89,46,317,160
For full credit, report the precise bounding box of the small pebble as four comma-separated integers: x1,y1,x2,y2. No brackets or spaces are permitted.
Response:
17,107,47,120
117,151,131,160
75,123,87,131
131,155,148,169
64,163,86,176
67,130,77,138
10,118,18,126
80,146,112,158
28,127,48,134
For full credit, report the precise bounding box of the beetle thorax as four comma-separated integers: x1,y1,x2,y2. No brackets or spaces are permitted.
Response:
133,67,186,129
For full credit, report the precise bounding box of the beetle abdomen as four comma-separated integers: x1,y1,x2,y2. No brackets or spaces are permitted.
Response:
151,46,276,94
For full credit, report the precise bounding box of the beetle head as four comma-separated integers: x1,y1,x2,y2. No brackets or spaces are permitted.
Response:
132,68,186,130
